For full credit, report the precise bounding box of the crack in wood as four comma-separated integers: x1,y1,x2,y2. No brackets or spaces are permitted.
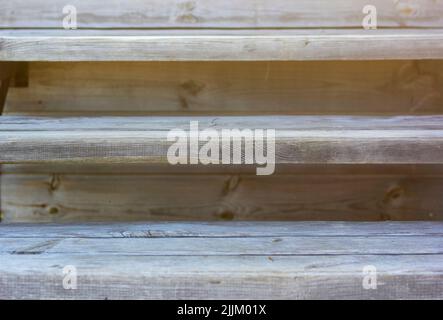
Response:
11,239,61,255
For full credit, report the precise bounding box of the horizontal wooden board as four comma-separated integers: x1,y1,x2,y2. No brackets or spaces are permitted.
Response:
2,116,443,165
1,29,443,61
2,170,442,222
1,0,442,29
2,221,443,238
4,163,443,175
2,254,442,299
0,222,442,299
5,115,443,130
6,61,443,115
4,236,443,256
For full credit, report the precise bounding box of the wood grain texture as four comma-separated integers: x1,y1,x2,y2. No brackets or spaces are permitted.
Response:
4,236,443,255
0,222,442,299
4,163,443,175
1,0,442,29
2,115,443,165
2,171,442,222
2,221,443,238
6,61,443,115
2,29,443,61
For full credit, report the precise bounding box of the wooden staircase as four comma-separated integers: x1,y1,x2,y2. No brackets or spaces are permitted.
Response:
1,0,443,299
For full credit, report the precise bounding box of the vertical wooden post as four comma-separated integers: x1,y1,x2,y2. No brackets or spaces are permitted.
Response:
0,62,17,114
0,78,10,114
0,62,17,223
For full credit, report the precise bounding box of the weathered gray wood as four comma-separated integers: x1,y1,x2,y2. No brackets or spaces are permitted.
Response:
2,115,443,165
2,221,443,238
6,115,443,130
5,115,443,131
4,236,443,255
2,253,442,299
5,61,443,116
1,29,443,61
1,0,442,29
0,222,442,299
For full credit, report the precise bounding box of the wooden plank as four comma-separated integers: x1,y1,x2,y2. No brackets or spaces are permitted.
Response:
1,253,442,299
2,172,442,222
3,163,443,175
6,61,443,115
2,221,443,238
5,115,443,130
2,164,441,223
2,29,443,61
3,236,443,255
1,0,442,29
2,116,443,165
0,222,442,299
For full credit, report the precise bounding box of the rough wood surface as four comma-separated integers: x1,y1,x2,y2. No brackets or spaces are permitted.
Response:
2,29,443,61
1,0,442,29
0,222,442,299
2,221,443,238
2,115,443,164
4,163,443,174
3,235,443,255
2,168,442,222
6,61,443,115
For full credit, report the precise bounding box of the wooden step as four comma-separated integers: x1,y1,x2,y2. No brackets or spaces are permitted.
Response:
3,0,443,29
0,221,442,299
1,115,443,165
1,29,443,61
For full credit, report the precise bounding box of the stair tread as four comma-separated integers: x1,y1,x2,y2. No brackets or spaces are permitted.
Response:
4,0,443,29
2,115,443,164
1,221,442,299
1,29,443,61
